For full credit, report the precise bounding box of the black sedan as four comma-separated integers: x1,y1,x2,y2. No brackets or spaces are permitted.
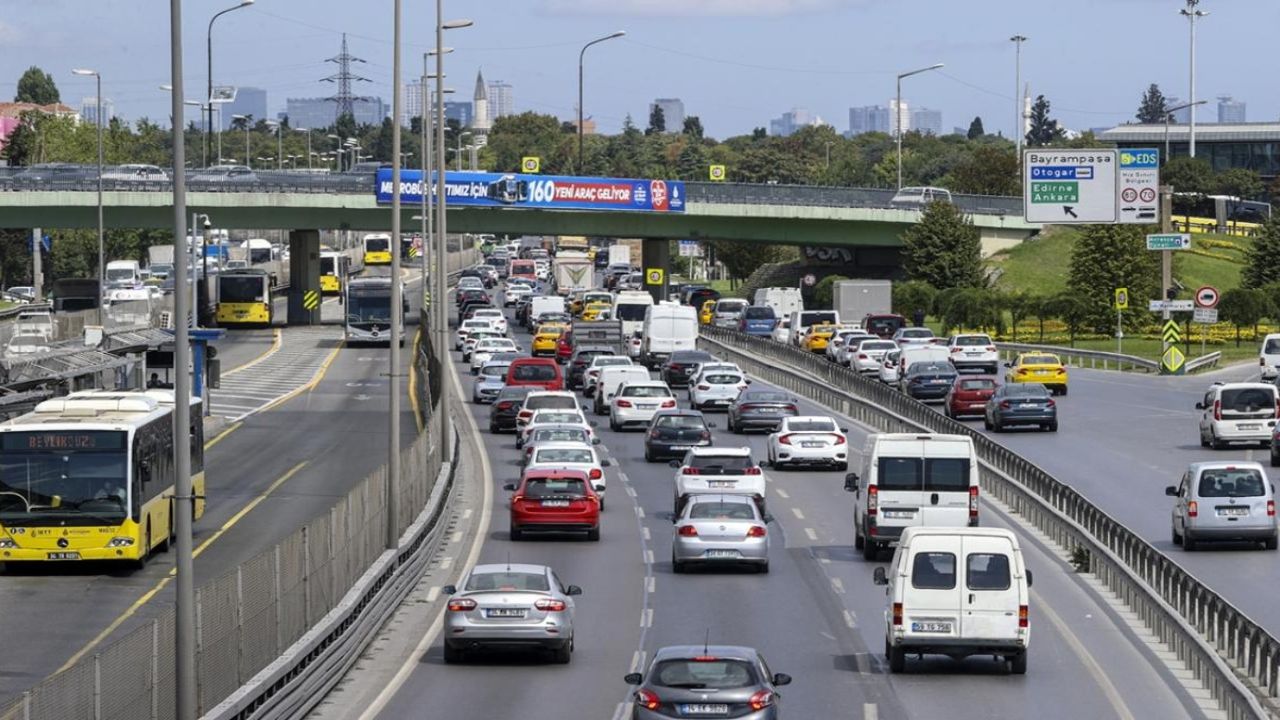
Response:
566,346,617,390
727,389,800,433
455,288,490,308
488,386,534,433
901,361,958,402
660,350,718,388
644,410,714,462
985,383,1058,432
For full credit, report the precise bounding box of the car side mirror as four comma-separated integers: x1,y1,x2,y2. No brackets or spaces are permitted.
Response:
872,567,888,585
593,483,606,493
1194,402,1205,410
624,672,643,685
669,460,681,468
763,513,775,524
503,483,517,492
744,378,753,384
589,421,599,428
442,584,457,595
844,472,860,491
592,437,601,445
565,585,583,596
1003,361,1012,368
840,427,849,433
772,673,792,687
706,422,717,429
1026,570,1034,587
601,459,612,467
759,460,771,468
1164,485,1179,497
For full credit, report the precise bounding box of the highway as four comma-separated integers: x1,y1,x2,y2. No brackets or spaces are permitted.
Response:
370,289,1204,720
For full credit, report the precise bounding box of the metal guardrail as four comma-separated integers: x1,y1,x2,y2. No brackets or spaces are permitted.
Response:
685,182,1024,216
698,325,1275,719
1186,351,1223,373
996,342,1159,373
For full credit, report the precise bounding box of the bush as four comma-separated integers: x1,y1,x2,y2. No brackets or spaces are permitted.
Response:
812,274,849,309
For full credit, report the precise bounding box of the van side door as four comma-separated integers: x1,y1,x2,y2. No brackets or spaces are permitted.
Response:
959,535,1021,641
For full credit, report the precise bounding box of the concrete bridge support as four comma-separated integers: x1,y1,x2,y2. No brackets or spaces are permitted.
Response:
287,229,322,326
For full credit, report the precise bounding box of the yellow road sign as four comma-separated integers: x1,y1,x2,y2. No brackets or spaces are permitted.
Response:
521,156,541,173
1162,345,1185,373
645,268,665,285
1114,287,1128,310
709,164,726,181
1161,319,1181,344
303,290,320,311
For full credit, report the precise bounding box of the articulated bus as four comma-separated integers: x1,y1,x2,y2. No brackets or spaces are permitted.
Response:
363,233,392,266
345,276,408,346
0,390,205,567
320,250,350,295
216,268,273,327
1172,193,1272,237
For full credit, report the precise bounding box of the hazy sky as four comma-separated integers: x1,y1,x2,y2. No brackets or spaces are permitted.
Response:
1,0,1274,138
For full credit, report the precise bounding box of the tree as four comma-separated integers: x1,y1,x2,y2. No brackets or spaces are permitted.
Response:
703,240,795,280
1046,293,1088,346
1215,168,1264,201
230,114,253,131
1066,224,1161,331
966,117,985,140
891,281,937,322
646,104,666,135
946,145,1019,196
1242,215,1280,288
938,288,1001,334
813,275,849,309
1001,291,1037,342
682,116,704,140
1025,95,1064,147
1162,157,1214,195
1217,288,1271,346
900,201,986,290
15,66,60,105
1136,83,1169,124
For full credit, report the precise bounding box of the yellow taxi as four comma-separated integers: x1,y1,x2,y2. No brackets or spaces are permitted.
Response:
699,299,717,325
581,302,612,321
1005,352,1068,395
803,322,837,353
532,323,569,356
568,291,588,316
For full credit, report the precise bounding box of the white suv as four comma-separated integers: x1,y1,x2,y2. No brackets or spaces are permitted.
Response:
688,366,749,411
1197,382,1279,449
609,381,677,431
671,447,766,517
946,333,999,374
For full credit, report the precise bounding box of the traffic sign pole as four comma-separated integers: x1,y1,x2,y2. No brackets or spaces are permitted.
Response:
1158,186,1181,375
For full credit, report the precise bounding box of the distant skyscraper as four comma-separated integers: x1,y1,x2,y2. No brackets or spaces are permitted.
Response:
769,108,821,137
286,96,384,130
889,98,910,135
1218,96,1246,123
848,105,890,135
650,98,685,131
222,87,266,129
80,96,115,124
487,80,514,119
910,107,942,136
401,81,424,127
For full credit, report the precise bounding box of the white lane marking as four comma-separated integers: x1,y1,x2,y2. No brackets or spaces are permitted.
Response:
425,586,440,603
617,471,631,485
449,531,462,543
1034,590,1137,720
804,527,819,541
642,527,651,541
630,650,646,673
843,610,857,629
462,508,472,520
791,507,805,520
626,485,638,498
438,557,453,570
646,576,655,594
645,549,655,565
775,488,791,499
641,608,653,628
830,577,845,594
864,703,878,720
636,506,646,519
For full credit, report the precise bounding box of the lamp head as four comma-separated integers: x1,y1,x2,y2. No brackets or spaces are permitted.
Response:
609,30,627,39
72,68,97,77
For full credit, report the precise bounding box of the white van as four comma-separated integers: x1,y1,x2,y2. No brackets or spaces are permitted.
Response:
529,295,567,325
105,288,154,326
873,527,1031,674
105,260,142,290
898,345,952,380
614,290,655,339
754,287,804,319
592,365,653,415
1261,333,1280,380
844,433,980,560
890,186,953,207
787,309,841,347
642,301,699,368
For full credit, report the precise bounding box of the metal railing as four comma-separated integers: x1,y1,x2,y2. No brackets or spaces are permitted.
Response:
698,326,1275,719
996,342,1159,373
1186,351,1223,373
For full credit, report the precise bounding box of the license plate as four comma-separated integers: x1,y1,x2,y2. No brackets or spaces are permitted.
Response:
1239,424,1261,431
707,481,735,488
670,445,691,451
882,509,914,519
801,441,825,448
706,549,740,559
911,621,953,633
1019,403,1036,409
757,407,779,414
486,608,526,618
679,704,729,716
542,500,570,508
639,403,656,409
1218,507,1249,517
46,552,81,560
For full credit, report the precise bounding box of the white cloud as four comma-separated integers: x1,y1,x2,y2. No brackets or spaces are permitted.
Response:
538,0,844,17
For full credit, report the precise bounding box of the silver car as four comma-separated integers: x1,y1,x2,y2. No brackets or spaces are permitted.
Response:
521,425,599,466
1167,461,1278,551
625,645,791,719
672,495,771,573
442,563,582,664
472,361,511,404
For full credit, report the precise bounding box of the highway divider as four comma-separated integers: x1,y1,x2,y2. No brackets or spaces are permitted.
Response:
698,325,1275,719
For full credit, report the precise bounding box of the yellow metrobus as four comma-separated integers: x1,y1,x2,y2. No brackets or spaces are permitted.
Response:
216,268,273,327
320,250,349,295
364,233,392,265
0,390,205,568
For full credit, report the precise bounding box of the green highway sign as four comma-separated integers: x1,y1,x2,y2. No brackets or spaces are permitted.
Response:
1030,182,1078,203
1146,233,1191,251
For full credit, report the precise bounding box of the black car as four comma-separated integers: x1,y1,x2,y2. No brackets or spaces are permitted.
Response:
660,350,718,388
727,389,800,433
902,360,958,402
644,410,714,462
985,383,1058,432
460,302,496,322
488,386,534,433
566,346,618,390
455,287,490,307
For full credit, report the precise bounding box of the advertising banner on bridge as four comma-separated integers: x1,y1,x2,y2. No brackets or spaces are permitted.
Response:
374,169,685,214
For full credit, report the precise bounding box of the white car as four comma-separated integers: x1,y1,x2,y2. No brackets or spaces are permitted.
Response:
626,332,644,360
688,366,749,411
672,446,766,517
470,338,519,373
456,276,484,291
461,330,503,361
518,409,595,449
879,350,902,384
582,356,633,397
609,380,677,431
1197,382,1279,449
770,317,792,345
516,390,582,431
1262,333,1280,381
892,327,937,347
849,338,899,374
470,308,509,335
946,333,999,374
525,441,611,506
455,318,499,350
831,331,876,365
521,425,598,466
503,282,533,307
765,415,849,470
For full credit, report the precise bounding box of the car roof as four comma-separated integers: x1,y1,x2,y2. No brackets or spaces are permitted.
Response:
530,441,595,450
623,380,671,388
469,562,550,575
654,409,705,418
526,390,576,399
689,446,751,457
651,645,760,662
783,415,836,424
1188,460,1267,473
686,494,756,506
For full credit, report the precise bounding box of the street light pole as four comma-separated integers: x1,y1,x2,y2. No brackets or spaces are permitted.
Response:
388,0,404,551
207,0,253,169
895,63,944,190
1010,35,1027,158
1163,99,1207,164
435,0,449,464
72,69,104,322
1180,0,1207,158
232,115,251,165
577,31,626,172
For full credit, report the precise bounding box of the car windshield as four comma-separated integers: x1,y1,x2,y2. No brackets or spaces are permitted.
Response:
1220,388,1275,412
787,419,836,432
900,329,933,338
1198,469,1266,497
955,336,991,346
0,431,130,523
877,457,971,492
690,454,753,470
534,447,594,464
622,386,671,398
533,429,589,444
910,362,953,375
960,379,996,391
1022,355,1059,365
651,659,758,690
533,412,583,425
527,396,577,411
688,502,756,520
480,364,510,378
656,415,707,429
464,571,550,592
512,364,557,381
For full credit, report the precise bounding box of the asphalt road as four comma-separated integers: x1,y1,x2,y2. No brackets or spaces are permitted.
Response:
375,296,1201,720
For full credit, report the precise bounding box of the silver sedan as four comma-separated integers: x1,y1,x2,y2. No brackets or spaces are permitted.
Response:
672,495,771,574
442,563,582,664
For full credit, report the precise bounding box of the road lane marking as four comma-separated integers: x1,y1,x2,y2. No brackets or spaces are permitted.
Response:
187,461,308,563
642,526,650,541
425,586,440,603
805,527,819,541
645,549,654,565
791,507,805,520
408,327,424,433
221,328,282,377
843,610,857,629
630,650,646,673
203,422,242,451
641,608,653,627
830,577,845,594
864,703,878,720
775,488,790,499
1033,589,1137,720
646,576,655,594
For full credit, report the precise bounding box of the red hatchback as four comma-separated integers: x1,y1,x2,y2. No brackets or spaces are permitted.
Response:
505,469,601,541
505,357,564,391
556,329,574,364
944,375,998,419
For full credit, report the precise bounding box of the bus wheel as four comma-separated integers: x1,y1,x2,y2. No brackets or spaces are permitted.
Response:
133,525,151,570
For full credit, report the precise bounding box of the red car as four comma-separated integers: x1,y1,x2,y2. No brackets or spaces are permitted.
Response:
944,376,998,419
505,469,601,541
505,357,564,391
556,329,574,364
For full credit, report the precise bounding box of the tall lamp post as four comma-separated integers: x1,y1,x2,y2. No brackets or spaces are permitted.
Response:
72,68,104,319
577,31,626,172
1180,0,1208,158
895,62,944,190
297,128,313,169
265,120,282,169
232,114,251,164
1010,35,1027,159
207,0,254,168
1164,99,1207,163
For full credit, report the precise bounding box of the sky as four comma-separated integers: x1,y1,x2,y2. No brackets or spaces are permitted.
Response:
1,0,1276,139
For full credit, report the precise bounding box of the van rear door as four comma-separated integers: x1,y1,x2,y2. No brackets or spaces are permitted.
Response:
960,535,1021,641
902,536,962,641
873,438,929,530
919,440,975,527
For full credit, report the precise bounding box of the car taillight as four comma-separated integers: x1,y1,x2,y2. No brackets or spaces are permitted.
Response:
745,467,762,475
969,486,979,519
891,601,902,625
1046,399,1055,408
950,347,962,353
447,598,477,612
832,434,846,445
617,399,633,408
678,525,698,536
496,401,512,410
535,599,567,612
648,431,661,440
661,400,676,408
867,485,878,516
1269,500,1276,517
986,346,996,352
1188,500,1198,518
785,404,798,413
779,434,793,445
589,468,603,479
1213,400,1222,421
999,401,1011,409
748,690,775,711
697,384,711,391
635,689,660,710
747,525,767,538
1016,368,1028,375
1275,398,1280,419
858,353,868,359
700,431,711,441
682,467,700,475
1018,605,1029,628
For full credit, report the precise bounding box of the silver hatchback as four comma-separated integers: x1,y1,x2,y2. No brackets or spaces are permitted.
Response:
672,495,771,573
441,563,582,663
625,645,791,720
1166,461,1278,551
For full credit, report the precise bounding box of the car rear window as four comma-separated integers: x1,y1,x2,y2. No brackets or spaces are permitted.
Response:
593,358,630,368
513,364,558,381
800,311,838,327
967,553,1011,591
621,385,672,398
954,336,991,346
1005,384,1048,398
533,412,583,425
656,415,707,429
744,307,775,319
532,429,589,444
740,391,789,403
689,502,756,520
480,364,510,378
862,341,897,351
651,659,758,689
1219,388,1276,412
534,448,594,464
787,419,836,432
877,457,970,492
1198,469,1266,498
526,396,576,411
1022,355,1058,365
960,379,996,390
689,455,753,470
1265,339,1280,354
911,552,957,590
901,329,933,338
704,374,743,384
464,571,550,592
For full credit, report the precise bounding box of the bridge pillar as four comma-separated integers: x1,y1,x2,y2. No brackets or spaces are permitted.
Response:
641,238,671,304
287,230,322,326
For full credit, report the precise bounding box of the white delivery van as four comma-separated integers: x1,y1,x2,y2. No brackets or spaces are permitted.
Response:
844,433,979,560
873,527,1032,674
528,295,567,324
592,365,653,415
105,260,143,290
13,309,54,341
643,301,699,368
614,290,655,339
105,288,155,326
754,287,804,319
787,309,840,348
1261,333,1280,380
898,345,952,380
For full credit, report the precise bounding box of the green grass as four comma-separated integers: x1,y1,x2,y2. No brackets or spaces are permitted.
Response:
1024,336,1260,367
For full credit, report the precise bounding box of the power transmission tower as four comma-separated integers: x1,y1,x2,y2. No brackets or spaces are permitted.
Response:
323,33,371,123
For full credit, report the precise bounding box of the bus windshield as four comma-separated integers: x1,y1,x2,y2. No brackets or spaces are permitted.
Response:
220,276,266,303
0,430,129,525
320,256,335,275
366,237,389,252
615,303,649,321
348,293,392,323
